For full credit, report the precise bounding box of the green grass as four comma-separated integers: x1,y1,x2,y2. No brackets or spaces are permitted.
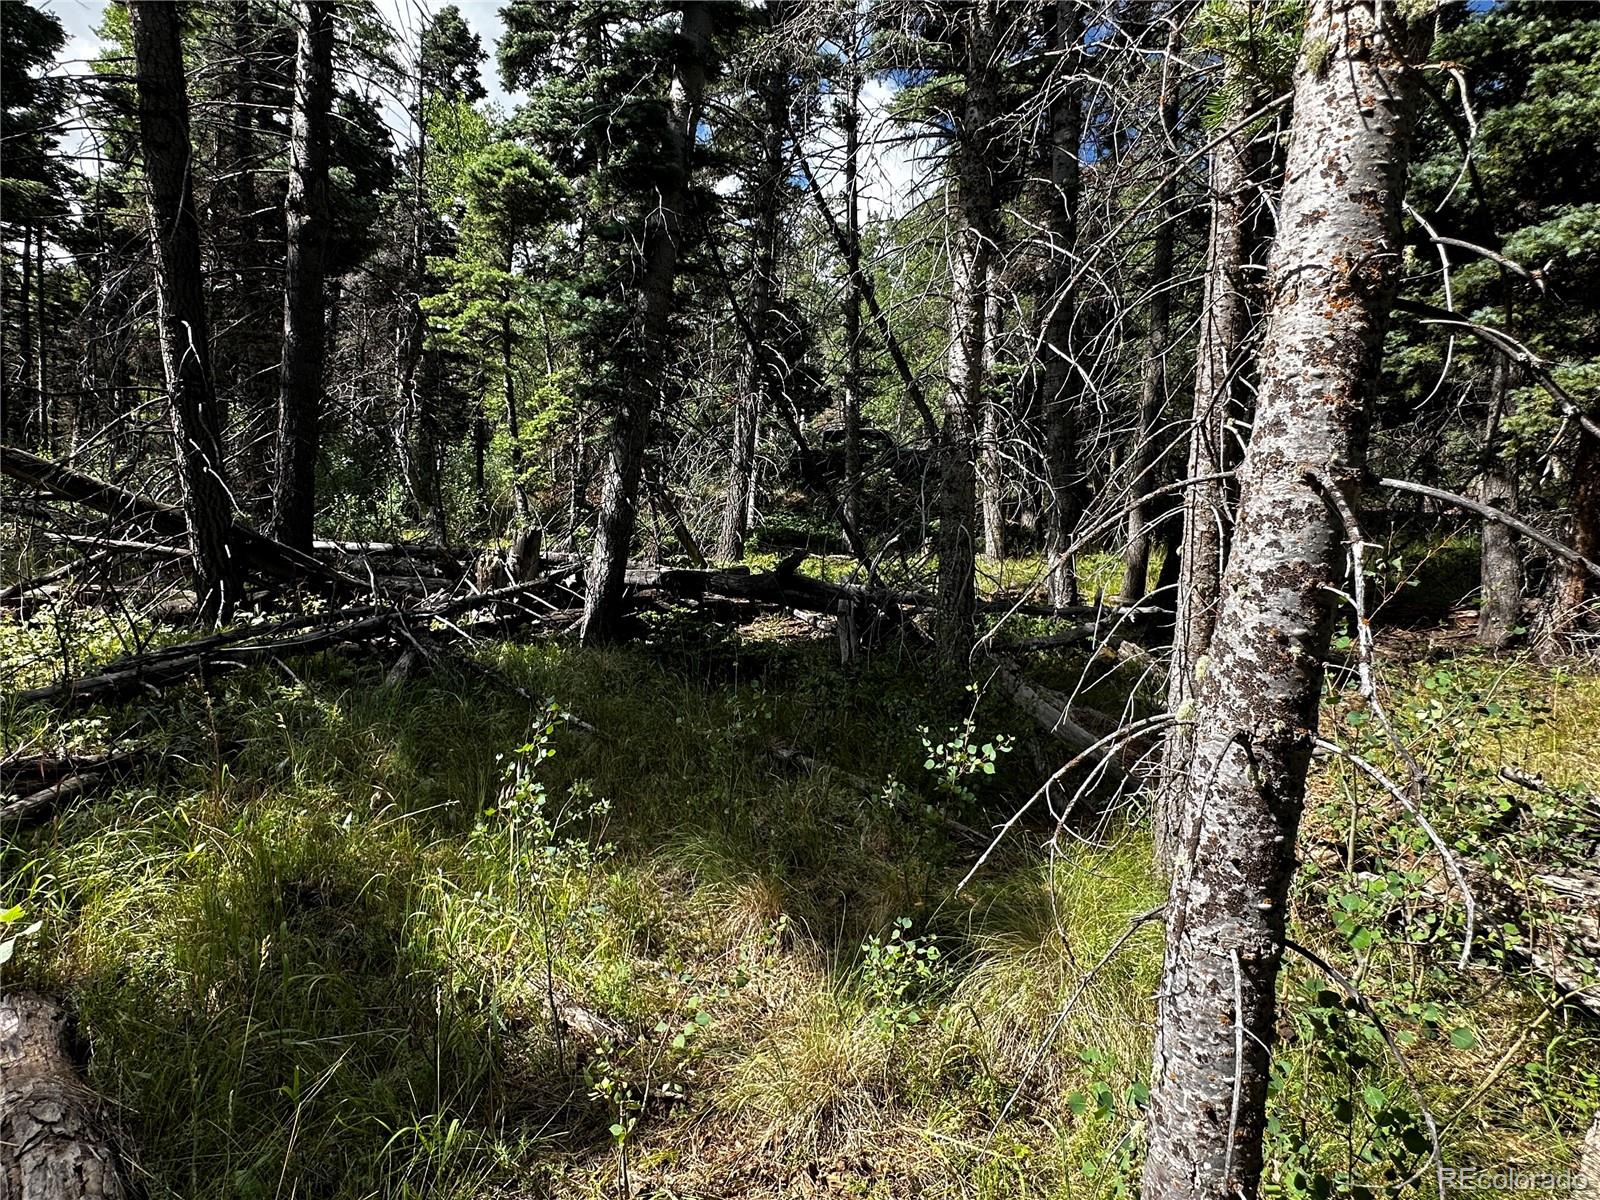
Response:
1,607,1596,1198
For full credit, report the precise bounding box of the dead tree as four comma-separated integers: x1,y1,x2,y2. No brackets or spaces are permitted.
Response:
271,0,335,551
1142,3,1431,1197
128,0,239,624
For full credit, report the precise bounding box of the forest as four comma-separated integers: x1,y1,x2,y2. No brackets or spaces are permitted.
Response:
1,0,1598,1196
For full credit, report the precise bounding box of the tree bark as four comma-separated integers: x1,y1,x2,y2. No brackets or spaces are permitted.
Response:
1477,354,1521,648
1,993,131,1199
936,2,1000,667
581,3,711,643
1157,47,1260,871
1142,5,1429,1197
1041,0,1085,608
128,0,240,625
271,0,334,551
1540,422,1600,651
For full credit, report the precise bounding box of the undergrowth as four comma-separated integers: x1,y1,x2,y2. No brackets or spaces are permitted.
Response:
0,609,1595,1198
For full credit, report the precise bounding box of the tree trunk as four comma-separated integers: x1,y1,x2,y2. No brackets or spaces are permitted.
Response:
1540,422,1600,651
1477,354,1521,648
842,23,864,542
17,223,34,445
581,3,711,643
128,0,239,625
271,0,334,551
935,3,1001,667
1142,5,1428,1197
1041,0,1085,608
1121,80,1178,604
503,270,531,523
980,281,1006,562
1,993,131,1199
1157,50,1259,871
719,69,786,563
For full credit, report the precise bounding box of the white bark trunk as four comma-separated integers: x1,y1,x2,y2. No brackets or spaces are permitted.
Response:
1143,4,1430,1196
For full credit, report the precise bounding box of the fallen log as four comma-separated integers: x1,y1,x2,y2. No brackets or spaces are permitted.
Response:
1,549,118,607
0,749,155,826
624,561,915,635
986,658,1159,784
0,748,148,793
0,993,133,1199
14,582,569,709
1,445,363,597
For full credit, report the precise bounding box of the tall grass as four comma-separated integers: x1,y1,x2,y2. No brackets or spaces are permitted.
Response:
1,614,1595,1197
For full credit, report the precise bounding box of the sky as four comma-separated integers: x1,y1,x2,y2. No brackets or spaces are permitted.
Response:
36,0,929,216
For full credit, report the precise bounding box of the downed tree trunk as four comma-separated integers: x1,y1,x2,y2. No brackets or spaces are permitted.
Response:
1,550,118,608
988,658,1138,783
0,749,153,825
625,559,916,643
0,993,132,1199
1,445,362,596
15,581,568,710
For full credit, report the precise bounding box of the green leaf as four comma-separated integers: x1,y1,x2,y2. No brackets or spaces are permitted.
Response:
1449,1026,1476,1049
1362,1085,1387,1111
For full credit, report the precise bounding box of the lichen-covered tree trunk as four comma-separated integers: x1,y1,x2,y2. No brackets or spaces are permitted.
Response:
935,2,999,665
1,993,130,1199
271,0,334,551
1477,355,1521,648
1142,4,1429,1196
581,3,712,643
1041,0,1085,608
129,0,239,625
1156,63,1259,871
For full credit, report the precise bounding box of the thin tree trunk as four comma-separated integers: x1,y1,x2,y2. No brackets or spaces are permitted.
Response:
1142,5,1429,1197
17,223,34,444
128,0,239,625
581,3,711,643
1157,46,1258,871
936,2,1000,666
1041,0,1085,608
502,265,531,522
842,18,864,541
719,69,786,563
980,281,1006,561
37,230,53,451
1121,79,1179,604
393,25,436,534
1477,353,1521,647
271,0,334,551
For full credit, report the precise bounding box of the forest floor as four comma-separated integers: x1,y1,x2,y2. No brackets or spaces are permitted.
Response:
2,554,1598,1199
